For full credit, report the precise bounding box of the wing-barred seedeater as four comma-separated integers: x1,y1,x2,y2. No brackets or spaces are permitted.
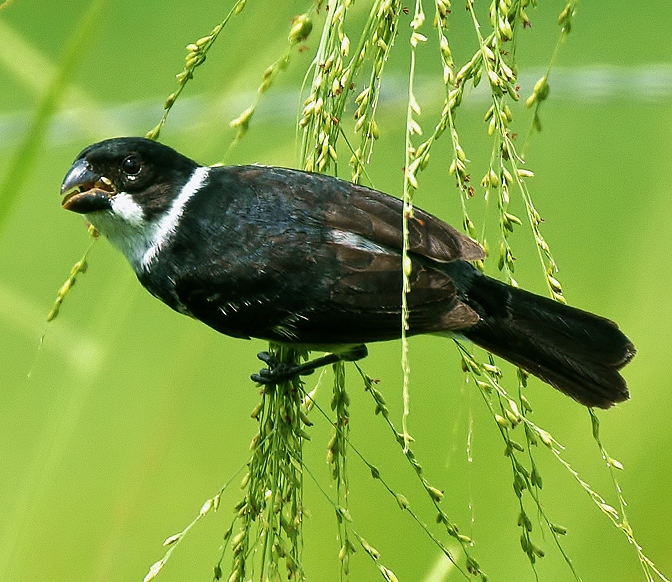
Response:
60,137,635,408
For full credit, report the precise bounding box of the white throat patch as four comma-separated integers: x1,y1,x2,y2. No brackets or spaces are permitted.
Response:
110,192,145,225
84,166,210,274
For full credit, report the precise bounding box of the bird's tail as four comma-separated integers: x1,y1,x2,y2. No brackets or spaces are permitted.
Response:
461,274,635,408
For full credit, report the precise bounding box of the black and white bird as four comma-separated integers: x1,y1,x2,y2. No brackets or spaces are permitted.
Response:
60,137,635,408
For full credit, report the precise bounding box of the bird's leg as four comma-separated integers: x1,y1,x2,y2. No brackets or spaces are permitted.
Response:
251,345,368,384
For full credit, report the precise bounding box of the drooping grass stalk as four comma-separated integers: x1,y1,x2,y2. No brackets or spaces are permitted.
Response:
354,365,486,580
588,411,671,582
524,0,578,140
399,0,427,454
143,469,243,582
146,0,248,141
328,361,354,580
228,10,317,147
227,346,309,582
47,226,98,323
298,0,400,179
457,342,580,579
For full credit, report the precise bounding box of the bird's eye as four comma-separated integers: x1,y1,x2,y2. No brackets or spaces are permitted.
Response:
121,154,142,176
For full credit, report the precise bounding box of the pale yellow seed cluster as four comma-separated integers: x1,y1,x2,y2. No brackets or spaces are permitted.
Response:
299,0,400,180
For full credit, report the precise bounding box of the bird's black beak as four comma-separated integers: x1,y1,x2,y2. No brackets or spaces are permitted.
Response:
60,159,116,214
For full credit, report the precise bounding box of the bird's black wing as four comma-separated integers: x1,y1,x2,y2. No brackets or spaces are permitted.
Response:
312,175,485,340
324,182,484,262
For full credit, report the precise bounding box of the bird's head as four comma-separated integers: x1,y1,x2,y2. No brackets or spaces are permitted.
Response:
61,137,202,270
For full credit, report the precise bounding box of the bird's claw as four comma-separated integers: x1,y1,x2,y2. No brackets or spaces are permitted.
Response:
251,351,313,385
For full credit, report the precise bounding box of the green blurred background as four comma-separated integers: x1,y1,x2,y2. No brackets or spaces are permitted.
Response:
1,1,671,580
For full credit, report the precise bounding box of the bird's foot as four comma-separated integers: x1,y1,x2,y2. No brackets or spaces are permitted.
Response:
250,345,368,385
251,352,306,384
